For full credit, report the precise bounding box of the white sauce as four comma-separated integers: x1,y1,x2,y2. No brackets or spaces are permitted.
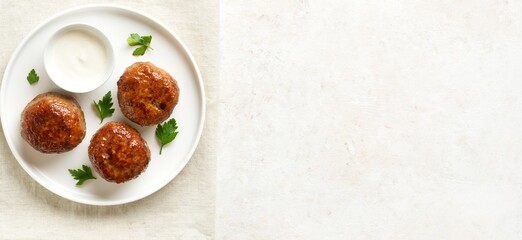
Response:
50,29,108,83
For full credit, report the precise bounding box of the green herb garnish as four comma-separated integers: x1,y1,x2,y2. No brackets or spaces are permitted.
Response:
93,91,115,123
127,33,153,56
68,165,96,186
27,69,39,84
155,118,179,155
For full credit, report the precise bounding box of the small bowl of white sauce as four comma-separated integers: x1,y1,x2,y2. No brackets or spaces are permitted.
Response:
44,24,114,93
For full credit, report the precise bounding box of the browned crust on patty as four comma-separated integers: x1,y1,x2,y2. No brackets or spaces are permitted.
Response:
117,62,179,126
20,92,86,153
88,122,151,183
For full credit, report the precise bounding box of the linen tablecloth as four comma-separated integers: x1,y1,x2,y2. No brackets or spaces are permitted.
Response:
0,1,217,239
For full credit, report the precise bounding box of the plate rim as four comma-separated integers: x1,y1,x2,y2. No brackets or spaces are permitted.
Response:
0,3,206,205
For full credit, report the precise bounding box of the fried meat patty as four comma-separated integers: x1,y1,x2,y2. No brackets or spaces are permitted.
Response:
20,92,86,153
117,62,179,126
88,122,151,183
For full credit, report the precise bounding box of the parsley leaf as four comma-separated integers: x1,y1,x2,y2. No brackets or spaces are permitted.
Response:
155,118,179,155
127,33,153,56
68,165,96,186
127,33,142,46
93,91,115,123
133,45,147,56
141,35,152,47
27,69,39,84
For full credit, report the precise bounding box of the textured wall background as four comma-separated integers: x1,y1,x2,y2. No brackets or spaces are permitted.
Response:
218,1,522,239
0,1,217,239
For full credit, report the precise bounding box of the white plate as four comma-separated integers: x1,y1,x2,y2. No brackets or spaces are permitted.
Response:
0,4,205,205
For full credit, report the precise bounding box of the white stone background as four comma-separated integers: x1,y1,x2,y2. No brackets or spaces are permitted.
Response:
219,0,522,239
2,0,522,239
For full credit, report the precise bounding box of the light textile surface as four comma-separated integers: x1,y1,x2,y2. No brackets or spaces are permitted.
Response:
0,1,217,239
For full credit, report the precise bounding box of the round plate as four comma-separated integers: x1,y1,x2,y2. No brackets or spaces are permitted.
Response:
0,4,205,205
